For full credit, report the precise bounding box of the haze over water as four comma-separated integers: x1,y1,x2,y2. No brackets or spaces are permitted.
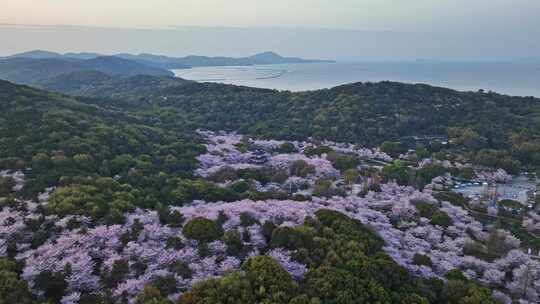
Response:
174,61,540,97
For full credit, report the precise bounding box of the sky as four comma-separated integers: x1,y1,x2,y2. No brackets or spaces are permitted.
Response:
1,0,539,60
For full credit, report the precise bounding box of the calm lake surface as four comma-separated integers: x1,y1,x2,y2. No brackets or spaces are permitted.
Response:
173,61,540,97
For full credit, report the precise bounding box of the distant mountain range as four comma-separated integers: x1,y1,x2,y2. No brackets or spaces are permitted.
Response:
0,55,175,84
0,50,333,85
2,50,334,69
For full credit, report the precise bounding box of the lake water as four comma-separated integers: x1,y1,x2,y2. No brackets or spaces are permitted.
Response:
173,61,540,97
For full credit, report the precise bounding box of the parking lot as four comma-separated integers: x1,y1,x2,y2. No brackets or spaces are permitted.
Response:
452,175,537,206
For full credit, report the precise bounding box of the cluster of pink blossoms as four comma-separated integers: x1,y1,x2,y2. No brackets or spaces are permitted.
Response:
320,139,393,162
268,153,339,179
2,179,539,302
475,169,513,184
195,130,340,182
195,130,259,177
195,130,391,180
0,170,25,191
2,131,539,303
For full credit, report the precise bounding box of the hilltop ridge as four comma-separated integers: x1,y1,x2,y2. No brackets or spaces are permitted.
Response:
2,50,335,69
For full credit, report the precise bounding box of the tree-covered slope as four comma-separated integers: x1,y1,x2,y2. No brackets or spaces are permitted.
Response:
0,56,173,84
0,80,205,203
33,70,115,93
39,75,540,169
0,79,537,304
3,49,333,69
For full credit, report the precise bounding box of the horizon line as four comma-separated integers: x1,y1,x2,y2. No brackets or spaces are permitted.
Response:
0,22,433,35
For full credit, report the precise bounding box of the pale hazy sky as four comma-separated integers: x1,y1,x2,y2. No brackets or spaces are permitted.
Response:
3,0,539,33
1,0,539,60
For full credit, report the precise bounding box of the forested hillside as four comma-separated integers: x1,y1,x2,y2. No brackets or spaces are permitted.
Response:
2,50,333,69
0,80,208,215
0,56,173,84
39,75,540,171
1,79,539,303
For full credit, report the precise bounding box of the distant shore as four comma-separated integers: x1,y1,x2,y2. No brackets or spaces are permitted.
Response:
174,61,540,97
